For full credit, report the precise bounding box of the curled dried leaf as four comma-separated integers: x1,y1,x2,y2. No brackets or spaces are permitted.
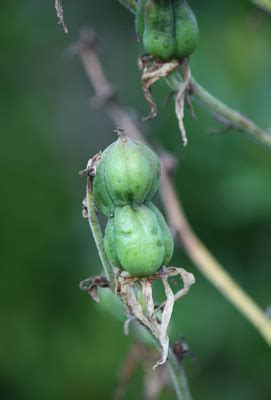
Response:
153,276,174,369
156,267,195,313
139,55,179,121
117,266,195,369
79,275,109,302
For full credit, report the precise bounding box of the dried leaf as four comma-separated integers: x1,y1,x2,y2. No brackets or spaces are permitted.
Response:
141,280,155,317
117,266,195,369
153,276,174,369
156,267,195,312
139,57,179,121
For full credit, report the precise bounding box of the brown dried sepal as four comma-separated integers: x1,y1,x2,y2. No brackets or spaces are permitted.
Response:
138,55,179,121
79,275,109,302
117,266,195,369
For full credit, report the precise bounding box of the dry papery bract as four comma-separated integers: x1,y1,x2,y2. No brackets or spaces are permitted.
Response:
139,55,191,146
117,266,195,369
80,266,194,368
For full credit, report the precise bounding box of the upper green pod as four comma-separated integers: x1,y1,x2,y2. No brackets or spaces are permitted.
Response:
93,136,160,215
136,0,199,61
174,0,199,58
142,0,176,61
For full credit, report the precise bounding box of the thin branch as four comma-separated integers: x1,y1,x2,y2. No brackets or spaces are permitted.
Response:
190,76,271,148
55,0,68,33
168,71,271,149
167,347,192,400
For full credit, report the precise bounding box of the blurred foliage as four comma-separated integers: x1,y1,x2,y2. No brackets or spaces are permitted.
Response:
0,0,271,399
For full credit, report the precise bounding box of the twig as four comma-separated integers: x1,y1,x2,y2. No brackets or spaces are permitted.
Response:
190,76,271,148
168,71,271,149
55,0,68,33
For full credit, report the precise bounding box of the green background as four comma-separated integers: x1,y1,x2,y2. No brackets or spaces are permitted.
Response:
1,1,271,399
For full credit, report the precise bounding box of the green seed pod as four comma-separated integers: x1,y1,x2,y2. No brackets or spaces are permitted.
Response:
94,136,160,210
136,0,199,61
146,201,174,265
93,144,115,218
114,205,165,276
143,0,175,61
174,0,199,59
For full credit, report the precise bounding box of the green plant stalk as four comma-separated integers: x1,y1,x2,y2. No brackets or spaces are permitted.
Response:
86,180,116,290
166,68,271,149
167,348,192,400
146,325,191,400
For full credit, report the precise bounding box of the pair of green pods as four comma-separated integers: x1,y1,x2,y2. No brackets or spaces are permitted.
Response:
93,136,174,276
136,0,199,61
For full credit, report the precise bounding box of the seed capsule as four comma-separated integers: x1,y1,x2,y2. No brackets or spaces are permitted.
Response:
136,0,199,61
93,136,160,214
142,0,175,61
105,205,165,276
104,204,173,277
174,0,199,59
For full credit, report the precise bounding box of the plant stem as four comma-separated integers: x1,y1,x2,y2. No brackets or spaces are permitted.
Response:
167,348,192,400
149,335,191,400
86,180,115,290
167,69,271,149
